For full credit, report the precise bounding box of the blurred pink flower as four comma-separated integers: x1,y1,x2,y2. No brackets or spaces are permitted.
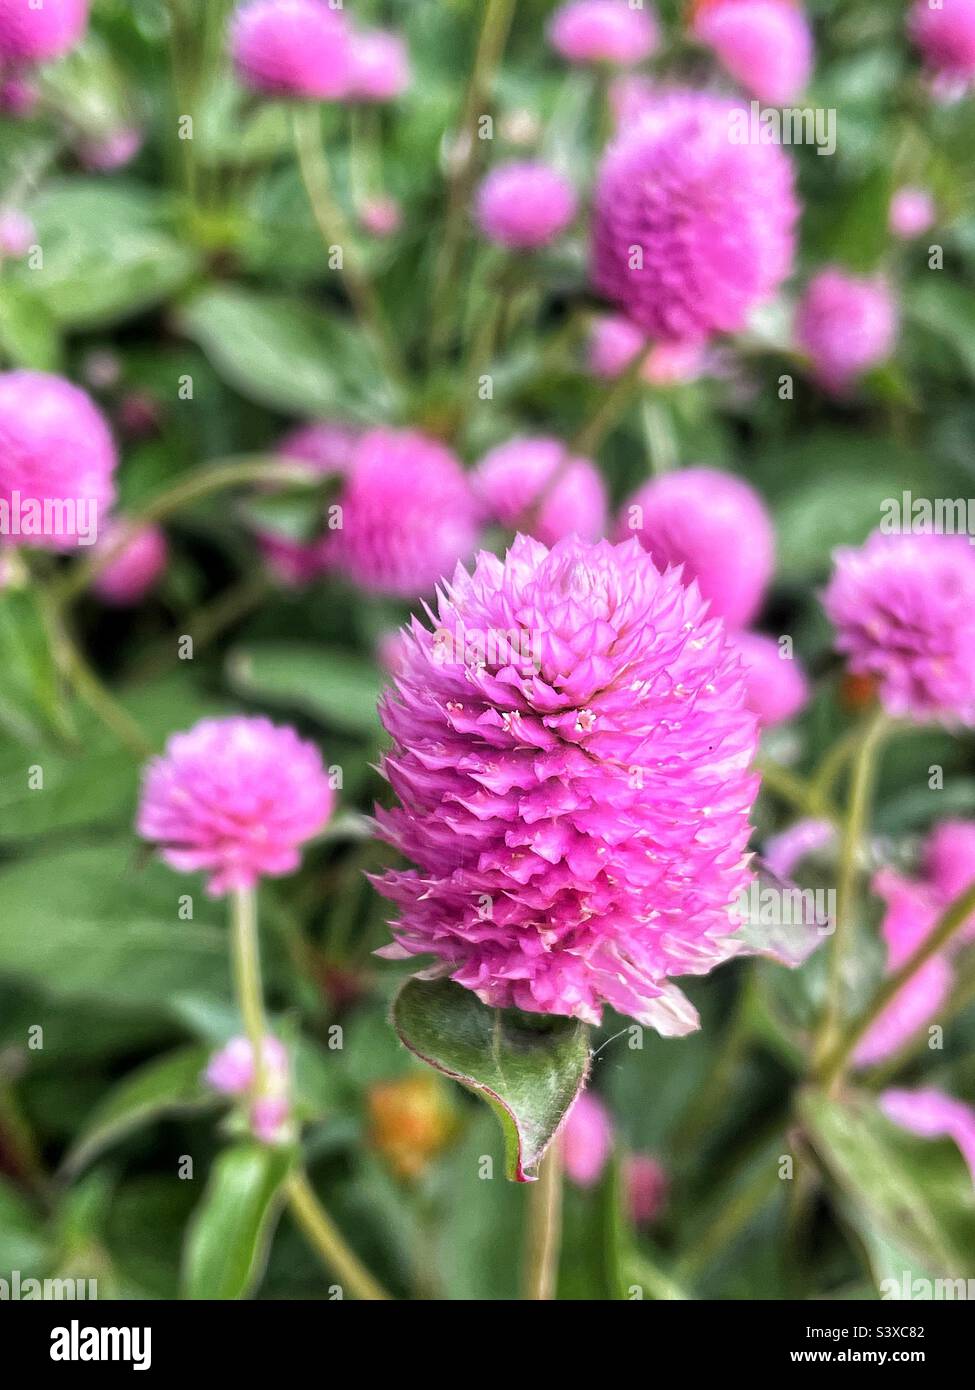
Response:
562,1090,613,1187
359,195,402,237
823,531,975,725
693,0,813,106
250,1095,291,1144
795,268,898,394
93,522,168,607
734,630,809,727
138,716,334,896
472,436,607,546
205,1035,289,1096
230,0,352,100
624,1152,668,1224
909,0,975,89
618,467,775,629
475,162,577,250
592,91,798,341
548,0,658,66
0,207,34,259
587,315,704,385
923,820,975,944
347,27,409,102
78,127,143,173
0,73,38,116
255,420,358,587
763,818,834,880
889,186,936,239
0,0,89,64
373,534,761,1032
880,1087,975,1187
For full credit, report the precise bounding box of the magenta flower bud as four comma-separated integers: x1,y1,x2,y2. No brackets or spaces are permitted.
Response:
138,716,335,896
763,818,834,881
0,370,117,552
93,522,168,607
358,194,402,238
347,27,409,103
548,0,658,67
374,534,761,1032
205,1035,289,1096
924,820,975,944
0,0,89,65
472,437,607,546
587,315,704,385
0,207,34,259
693,0,813,106
475,162,577,251
733,630,809,727
78,126,143,173
562,1090,613,1187
880,1087,975,1187
592,91,799,341
624,1152,668,1225
618,467,775,629
324,428,480,599
230,0,353,100
823,531,975,725
0,73,38,115
250,1095,291,1144
909,0,975,89
889,185,936,239
795,268,898,394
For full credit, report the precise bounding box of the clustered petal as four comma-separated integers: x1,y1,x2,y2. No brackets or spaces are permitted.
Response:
475,162,578,250
909,0,975,89
230,0,354,100
0,0,89,65
548,0,658,67
733,630,809,727
93,522,169,607
795,268,897,394
693,0,813,106
473,437,607,546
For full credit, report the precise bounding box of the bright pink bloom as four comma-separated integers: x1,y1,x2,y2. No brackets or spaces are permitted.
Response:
587,315,704,385
618,468,775,629
763,817,834,880
562,1090,614,1187
0,73,38,115
909,0,975,88
359,195,401,238
693,1,813,105
472,437,607,546
475,162,577,251
255,420,357,587
924,820,975,944
795,269,897,393
347,27,409,102
823,531,975,725
0,0,89,64
733,630,809,727
592,91,798,341
229,0,352,100
93,522,168,607
205,1035,289,1096
0,207,33,259
78,127,143,173
138,716,334,896
880,1087,975,1187
624,1152,668,1224
0,370,117,551
853,869,952,1068
889,186,936,239
377,629,410,678
324,428,480,598
548,0,658,66
374,534,761,1032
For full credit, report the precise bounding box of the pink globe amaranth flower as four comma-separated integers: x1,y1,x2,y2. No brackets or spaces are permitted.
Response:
0,370,117,551
250,1094,291,1144
795,269,898,394
592,91,799,342
78,126,143,173
229,0,353,100
373,533,761,1032
587,315,704,385
853,869,952,1068
323,428,480,599
255,420,357,587
93,522,168,607
693,1,813,106
624,1152,668,1224
472,437,607,547
733,630,809,727
889,186,936,240
359,194,402,238
763,817,834,880
137,715,334,897
880,1087,975,1188
205,1035,289,1096
548,0,658,66
475,162,577,251
0,0,89,64
823,531,975,725
618,467,775,629
0,72,38,115
909,0,975,87
347,27,409,102
0,207,34,259
562,1090,614,1187
924,820,975,945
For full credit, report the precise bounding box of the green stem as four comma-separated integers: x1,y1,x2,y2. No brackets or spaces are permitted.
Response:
521,1141,563,1300
571,343,653,457
756,756,835,823
624,1251,692,1301
285,1168,391,1301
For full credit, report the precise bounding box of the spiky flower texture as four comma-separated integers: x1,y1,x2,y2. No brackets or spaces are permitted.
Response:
374,535,760,1034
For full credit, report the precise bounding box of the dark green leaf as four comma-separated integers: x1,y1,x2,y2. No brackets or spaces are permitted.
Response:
181,1143,292,1300
227,642,383,736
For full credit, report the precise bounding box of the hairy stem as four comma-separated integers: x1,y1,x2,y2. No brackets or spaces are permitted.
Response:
521,1141,564,1300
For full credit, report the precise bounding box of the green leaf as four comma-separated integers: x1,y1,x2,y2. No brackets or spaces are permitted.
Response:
181,1143,292,1300
0,281,61,370
558,1152,628,1300
227,642,383,737
0,1178,49,1275
391,977,590,1182
908,279,975,380
62,1046,216,1177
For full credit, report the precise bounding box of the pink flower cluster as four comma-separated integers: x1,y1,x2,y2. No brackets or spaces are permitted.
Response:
472,437,606,546
548,0,658,67
475,162,577,251
205,1036,292,1145
0,0,89,67
692,0,813,106
562,1090,668,1223
795,269,898,394
909,0,975,94
880,1087,975,1189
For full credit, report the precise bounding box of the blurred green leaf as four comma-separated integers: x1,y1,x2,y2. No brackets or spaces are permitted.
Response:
0,281,61,371
181,1143,291,1300
227,642,383,737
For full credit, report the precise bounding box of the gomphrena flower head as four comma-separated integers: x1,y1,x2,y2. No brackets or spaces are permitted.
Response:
763,817,834,880
795,268,898,394
733,630,809,727
889,185,936,239
374,534,761,1033
0,0,89,64
618,467,775,629
823,530,975,725
924,819,975,944
909,0,975,90
880,1087,975,1186
692,0,813,106
592,90,798,341
254,419,357,586
229,0,352,100
0,370,117,551
205,1035,289,1096
138,715,334,896
475,162,577,251
347,27,410,102
323,427,480,599
562,1090,613,1187
472,436,607,546
587,315,704,386
548,0,658,66
625,1153,668,1224
78,126,143,173
93,522,168,607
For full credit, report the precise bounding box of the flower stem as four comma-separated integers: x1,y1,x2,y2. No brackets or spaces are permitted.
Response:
285,1168,391,1301
571,342,653,457
521,1141,564,1300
